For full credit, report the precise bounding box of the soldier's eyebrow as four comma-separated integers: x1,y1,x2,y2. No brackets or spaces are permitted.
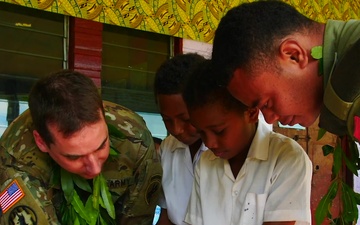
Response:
63,136,108,157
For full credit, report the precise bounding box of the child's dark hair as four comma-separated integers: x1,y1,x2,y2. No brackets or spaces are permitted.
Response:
154,53,206,103
183,60,248,113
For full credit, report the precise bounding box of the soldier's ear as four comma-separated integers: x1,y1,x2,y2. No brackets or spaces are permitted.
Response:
33,130,49,153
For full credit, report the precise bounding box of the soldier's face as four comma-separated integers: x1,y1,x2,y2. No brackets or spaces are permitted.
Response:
34,113,110,179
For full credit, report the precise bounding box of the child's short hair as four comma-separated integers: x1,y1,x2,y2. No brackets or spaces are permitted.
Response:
183,60,248,113
154,53,206,99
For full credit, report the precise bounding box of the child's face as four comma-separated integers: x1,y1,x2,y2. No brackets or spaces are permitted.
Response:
189,103,258,160
157,94,200,145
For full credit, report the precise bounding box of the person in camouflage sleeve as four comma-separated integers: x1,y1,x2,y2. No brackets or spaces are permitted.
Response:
0,70,162,225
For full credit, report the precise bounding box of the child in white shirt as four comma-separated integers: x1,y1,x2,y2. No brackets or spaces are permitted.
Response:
154,53,208,225
183,60,312,225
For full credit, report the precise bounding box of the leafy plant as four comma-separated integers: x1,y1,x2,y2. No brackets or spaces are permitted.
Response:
59,169,116,225
315,130,360,225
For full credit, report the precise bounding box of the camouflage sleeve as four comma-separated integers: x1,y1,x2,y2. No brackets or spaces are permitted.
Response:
0,110,61,225
103,101,163,225
0,166,60,225
117,150,163,225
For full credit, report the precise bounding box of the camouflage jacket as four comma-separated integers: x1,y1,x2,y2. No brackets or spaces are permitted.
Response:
0,100,162,225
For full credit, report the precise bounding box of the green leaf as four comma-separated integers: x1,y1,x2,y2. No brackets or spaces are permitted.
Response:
311,46,323,59
99,208,117,225
342,151,358,176
71,190,92,224
69,205,76,222
85,196,99,225
354,192,360,205
99,214,109,225
109,146,119,156
93,175,101,210
341,183,358,223
61,168,74,201
61,205,70,225
322,145,334,156
100,173,116,219
99,195,105,208
107,123,126,139
342,184,352,222
72,174,92,193
50,164,61,188
315,193,331,225
332,144,342,176
74,216,80,225
349,140,360,169
317,128,327,140
315,181,339,225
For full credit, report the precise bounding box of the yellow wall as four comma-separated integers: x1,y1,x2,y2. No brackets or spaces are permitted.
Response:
1,0,359,43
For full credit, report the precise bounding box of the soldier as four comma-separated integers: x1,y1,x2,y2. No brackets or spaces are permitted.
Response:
0,70,162,224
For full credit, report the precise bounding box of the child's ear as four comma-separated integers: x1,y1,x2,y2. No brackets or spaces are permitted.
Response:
246,108,259,123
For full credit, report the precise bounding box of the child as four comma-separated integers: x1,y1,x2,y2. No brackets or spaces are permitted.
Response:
183,60,312,225
154,53,208,225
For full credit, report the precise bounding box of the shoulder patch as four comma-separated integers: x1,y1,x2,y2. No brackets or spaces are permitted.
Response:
0,180,25,214
8,205,37,225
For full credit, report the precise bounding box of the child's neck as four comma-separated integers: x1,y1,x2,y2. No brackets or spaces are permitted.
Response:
229,125,257,178
189,139,202,162
228,150,248,178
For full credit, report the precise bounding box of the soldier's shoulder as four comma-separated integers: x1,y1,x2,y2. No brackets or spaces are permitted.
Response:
103,100,148,129
0,109,34,148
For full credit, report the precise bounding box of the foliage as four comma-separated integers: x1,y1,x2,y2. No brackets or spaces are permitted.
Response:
58,169,116,225
315,132,360,225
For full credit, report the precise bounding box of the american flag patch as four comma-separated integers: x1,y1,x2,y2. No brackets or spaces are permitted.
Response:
0,180,25,213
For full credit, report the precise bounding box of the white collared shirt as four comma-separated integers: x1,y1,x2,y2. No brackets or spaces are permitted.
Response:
185,120,312,225
158,135,207,225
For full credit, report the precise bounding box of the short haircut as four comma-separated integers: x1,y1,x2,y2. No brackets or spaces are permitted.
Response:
28,70,104,146
212,0,315,86
154,53,206,101
183,60,248,113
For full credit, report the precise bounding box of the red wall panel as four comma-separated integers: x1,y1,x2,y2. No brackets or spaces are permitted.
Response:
69,17,103,87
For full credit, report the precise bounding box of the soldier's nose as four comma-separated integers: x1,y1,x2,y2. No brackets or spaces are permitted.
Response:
85,154,101,176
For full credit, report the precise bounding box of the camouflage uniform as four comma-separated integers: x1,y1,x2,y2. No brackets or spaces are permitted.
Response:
0,100,162,225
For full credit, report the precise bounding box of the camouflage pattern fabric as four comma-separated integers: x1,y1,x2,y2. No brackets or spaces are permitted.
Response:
320,20,360,140
0,100,162,225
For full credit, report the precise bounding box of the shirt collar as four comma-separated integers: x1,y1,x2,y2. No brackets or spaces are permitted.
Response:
169,135,207,153
208,120,271,161
167,135,188,152
246,120,271,161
